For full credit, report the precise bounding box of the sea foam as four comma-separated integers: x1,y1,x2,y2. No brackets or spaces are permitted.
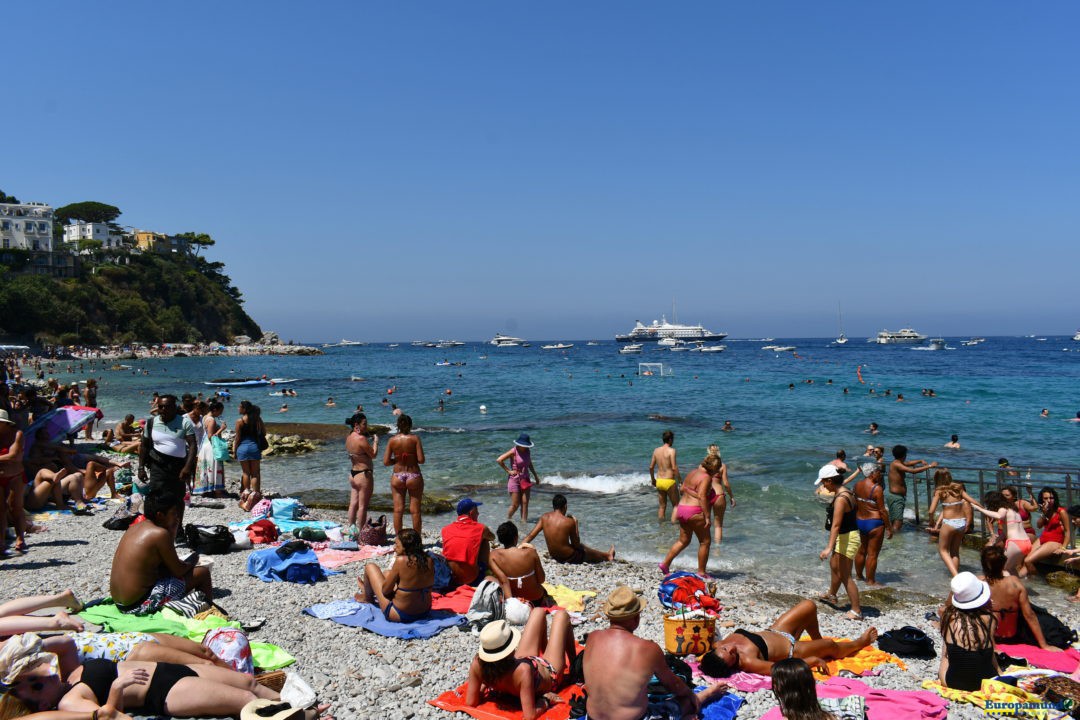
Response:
541,472,650,494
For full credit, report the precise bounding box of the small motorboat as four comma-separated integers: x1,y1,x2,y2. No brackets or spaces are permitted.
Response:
618,343,644,355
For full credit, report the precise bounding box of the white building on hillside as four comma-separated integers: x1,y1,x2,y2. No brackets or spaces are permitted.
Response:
63,220,125,249
0,202,53,251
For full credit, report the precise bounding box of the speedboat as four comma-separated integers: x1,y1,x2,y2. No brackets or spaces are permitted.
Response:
204,377,297,387
689,344,725,353
868,328,928,344
616,314,727,343
323,339,366,347
541,343,574,350
435,340,465,348
960,337,985,346
490,333,525,347
586,341,600,346
1073,330,1080,341
618,343,644,355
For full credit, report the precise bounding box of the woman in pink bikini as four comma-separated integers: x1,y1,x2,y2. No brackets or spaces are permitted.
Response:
969,490,1031,577
383,414,425,537
498,433,539,522
659,452,718,576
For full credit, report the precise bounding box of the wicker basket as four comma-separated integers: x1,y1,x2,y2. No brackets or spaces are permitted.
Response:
662,613,716,656
255,670,287,692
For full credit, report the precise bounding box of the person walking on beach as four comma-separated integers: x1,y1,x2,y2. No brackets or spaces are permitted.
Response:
232,402,266,512
853,461,892,587
705,444,734,544
498,433,540,522
345,412,378,535
384,414,425,536
887,445,937,532
658,452,717,576
816,465,862,620
927,469,971,576
649,430,680,522
523,494,615,564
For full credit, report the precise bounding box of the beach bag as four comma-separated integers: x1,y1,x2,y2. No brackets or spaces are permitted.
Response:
429,552,452,592
295,527,327,542
185,524,234,555
165,590,210,618
271,498,302,521
247,518,279,544
211,435,230,461
257,431,269,452
250,498,273,519
662,612,716,656
202,626,254,675
231,529,253,551
466,579,504,629
358,515,388,546
877,626,936,658
1031,676,1080,718
103,506,138,531
1013,604,1078,649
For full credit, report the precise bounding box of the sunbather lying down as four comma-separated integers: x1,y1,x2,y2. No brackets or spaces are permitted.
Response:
700,599,878,677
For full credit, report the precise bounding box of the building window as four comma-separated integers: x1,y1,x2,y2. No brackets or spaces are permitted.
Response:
2,239,8,249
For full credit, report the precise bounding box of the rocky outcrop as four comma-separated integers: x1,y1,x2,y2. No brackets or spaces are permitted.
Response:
263,433,322,456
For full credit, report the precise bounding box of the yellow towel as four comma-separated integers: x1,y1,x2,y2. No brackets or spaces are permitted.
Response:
542,583,596,612
815,638,907,676
921,678,1051,719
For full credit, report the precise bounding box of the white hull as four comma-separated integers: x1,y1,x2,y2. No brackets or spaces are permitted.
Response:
869,328,927,344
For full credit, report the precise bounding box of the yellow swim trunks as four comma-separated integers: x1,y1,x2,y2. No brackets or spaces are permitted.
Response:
835,529,861,559
655,478,676,493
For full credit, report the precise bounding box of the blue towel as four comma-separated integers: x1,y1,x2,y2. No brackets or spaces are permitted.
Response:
327,603,465,639
246,546,340,583
695,687,743,720
303,599,363,620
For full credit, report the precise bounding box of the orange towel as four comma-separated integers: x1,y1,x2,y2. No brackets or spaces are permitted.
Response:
428,681,580,720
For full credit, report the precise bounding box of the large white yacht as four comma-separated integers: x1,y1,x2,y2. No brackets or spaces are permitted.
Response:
490,333,526,347
869,328,928,344
616,315,727,343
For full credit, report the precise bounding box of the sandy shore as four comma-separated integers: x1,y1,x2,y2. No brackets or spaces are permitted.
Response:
4,493,995,720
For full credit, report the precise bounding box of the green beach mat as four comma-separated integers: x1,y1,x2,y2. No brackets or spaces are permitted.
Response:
79,602,294,670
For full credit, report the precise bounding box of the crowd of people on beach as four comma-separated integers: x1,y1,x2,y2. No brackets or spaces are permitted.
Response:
2,349,1079,720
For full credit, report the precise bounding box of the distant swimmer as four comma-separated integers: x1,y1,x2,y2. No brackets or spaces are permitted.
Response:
945,434,961,449
279,403,288,413
649,430,680,522
325,396,336,407
722,420,734,432
865,422,879,435
1040,408,1049,418
1071,411,1080,423
479,404,487,414
896,393,905,402
830,449,849,473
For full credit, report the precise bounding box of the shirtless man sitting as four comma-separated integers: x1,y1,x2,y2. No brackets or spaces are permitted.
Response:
649,431,680,522
699,599,878,677
489,522,552,606
109,488,213,615
102,414,142,454
583,586,728,720
523,494,615,564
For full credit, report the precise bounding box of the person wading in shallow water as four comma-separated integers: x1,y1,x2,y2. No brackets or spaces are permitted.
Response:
649,430,680,522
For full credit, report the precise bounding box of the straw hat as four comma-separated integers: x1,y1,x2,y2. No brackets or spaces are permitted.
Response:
478,620,521,662
0,410,14,426
603,585,646,619
239,699,303,720
950,572,991,610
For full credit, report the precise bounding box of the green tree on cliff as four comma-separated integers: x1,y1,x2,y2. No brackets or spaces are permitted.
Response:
0,189,19,203
54,201,122,225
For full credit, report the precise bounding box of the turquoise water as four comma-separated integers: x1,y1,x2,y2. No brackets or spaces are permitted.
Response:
46,337,1080,598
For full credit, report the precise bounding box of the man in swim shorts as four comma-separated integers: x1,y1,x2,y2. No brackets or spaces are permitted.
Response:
582,586,726,720
522,494,615,564
700,599,878,677
649,430,680,521
887,445,937,532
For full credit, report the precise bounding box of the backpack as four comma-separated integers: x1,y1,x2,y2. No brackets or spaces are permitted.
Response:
184,524,234,554
466,579,505,629
247,518,279,544
877,626,936,658
358,515,388,546
103,506,139,531
1013,604,1078,649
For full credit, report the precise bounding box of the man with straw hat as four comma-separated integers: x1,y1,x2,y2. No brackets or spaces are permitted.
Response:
581,586,726,719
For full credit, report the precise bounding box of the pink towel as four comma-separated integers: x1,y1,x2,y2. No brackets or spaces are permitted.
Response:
997,644,1080,674
758,677,947,720
314,545,393,569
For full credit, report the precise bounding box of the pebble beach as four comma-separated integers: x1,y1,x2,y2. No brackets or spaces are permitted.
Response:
6,489,997,720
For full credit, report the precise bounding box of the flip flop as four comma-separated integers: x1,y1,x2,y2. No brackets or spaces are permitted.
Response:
817,594,838,604
845,611,864,621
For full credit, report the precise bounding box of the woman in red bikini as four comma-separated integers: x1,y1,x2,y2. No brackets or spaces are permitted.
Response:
981,544,1055,649
658,452,718,577
383,414,425,536
1023,487,1072,578
0,409,27,556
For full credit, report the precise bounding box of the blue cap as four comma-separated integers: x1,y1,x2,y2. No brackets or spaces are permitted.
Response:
457,497,483,515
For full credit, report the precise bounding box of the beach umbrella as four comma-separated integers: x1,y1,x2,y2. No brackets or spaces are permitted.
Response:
22,405,104,457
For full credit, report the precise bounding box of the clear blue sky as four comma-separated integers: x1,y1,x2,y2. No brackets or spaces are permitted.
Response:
7,2,1080,341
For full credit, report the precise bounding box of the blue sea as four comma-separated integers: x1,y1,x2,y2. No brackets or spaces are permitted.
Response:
50,336,1080,602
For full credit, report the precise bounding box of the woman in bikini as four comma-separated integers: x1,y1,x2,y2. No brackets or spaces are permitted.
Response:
359,529,434,623
852,462,891,587
345,413,378,536
969,490,1030,577
466,608,576,720
658,452,718,576
383,414,425,536
996,485,1038,551
0,410,27,556
980,545,1055,649
1022,487,1073,578
705,445,735,545
927,469,972,577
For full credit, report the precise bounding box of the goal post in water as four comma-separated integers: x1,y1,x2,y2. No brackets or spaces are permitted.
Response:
638,362,672,377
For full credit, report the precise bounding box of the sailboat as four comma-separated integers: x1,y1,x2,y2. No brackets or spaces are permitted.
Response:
834,304,848,345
